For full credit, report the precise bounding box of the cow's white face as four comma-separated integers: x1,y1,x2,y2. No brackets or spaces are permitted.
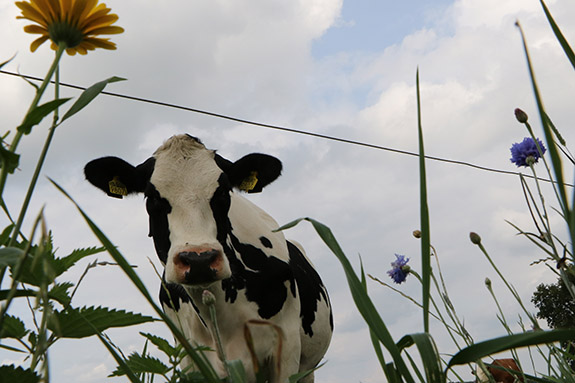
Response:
84,134,283,287
148,136,232,286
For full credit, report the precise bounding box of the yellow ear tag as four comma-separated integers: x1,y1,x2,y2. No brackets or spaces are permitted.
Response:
109,176,128,196
239,171,258,192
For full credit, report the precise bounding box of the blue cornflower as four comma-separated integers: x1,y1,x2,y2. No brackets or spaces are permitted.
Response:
510,137,546,167
387,254,410,284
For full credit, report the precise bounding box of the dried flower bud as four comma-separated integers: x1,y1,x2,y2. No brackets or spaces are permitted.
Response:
412,230,422,239
485,278,492,287
469,232,482,245
202,290,216,306
514,108,528,123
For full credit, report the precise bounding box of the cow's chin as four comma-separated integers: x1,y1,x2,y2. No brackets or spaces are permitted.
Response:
182,267,231,287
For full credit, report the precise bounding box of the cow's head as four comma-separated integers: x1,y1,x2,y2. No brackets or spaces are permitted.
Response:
84,134,282,287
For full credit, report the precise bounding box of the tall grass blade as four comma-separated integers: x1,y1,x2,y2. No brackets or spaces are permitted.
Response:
361,262,391,379
397,333,444,382
447,328,575,369
516,22,574,258
416,68,431,333
539,0,575,70
277,217,416,383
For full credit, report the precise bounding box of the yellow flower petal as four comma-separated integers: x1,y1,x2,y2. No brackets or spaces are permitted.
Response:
30,34,49,52
15,0,123,55
84,25,123,35
83,36,116,50
23,24,48,34
15,1,48,26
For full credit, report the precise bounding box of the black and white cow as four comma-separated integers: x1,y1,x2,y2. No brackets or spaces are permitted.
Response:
84,134,333,383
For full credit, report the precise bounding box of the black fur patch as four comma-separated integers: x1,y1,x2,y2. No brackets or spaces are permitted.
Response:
259,236,273,249
287,241,333,336
84,156,155,197
145,183,172,264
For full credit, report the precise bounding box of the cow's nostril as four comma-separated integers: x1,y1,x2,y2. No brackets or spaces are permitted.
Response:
178,251,195,266
175,249,221,284
178,250,219,265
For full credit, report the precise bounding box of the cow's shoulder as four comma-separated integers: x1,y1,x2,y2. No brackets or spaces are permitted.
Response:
228,192,288,259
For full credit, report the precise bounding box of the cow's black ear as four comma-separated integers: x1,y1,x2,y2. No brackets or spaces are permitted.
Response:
84,156,154,199
228,153,282,193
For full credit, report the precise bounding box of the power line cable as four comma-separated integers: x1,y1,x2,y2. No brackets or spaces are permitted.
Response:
1,69,569,186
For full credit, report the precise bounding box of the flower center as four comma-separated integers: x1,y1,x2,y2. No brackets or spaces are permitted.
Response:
48,22,85,49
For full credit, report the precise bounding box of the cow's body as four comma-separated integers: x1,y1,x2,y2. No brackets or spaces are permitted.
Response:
85,134,332,383
476,359,524,383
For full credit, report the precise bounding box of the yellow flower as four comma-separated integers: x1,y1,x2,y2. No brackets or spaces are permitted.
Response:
16,0,124,55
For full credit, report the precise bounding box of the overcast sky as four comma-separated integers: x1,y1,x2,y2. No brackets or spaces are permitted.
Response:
2,0,575,382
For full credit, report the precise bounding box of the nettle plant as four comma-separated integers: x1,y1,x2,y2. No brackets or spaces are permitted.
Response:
0,1,159,382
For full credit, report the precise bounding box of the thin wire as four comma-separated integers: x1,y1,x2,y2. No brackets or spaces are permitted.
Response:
1,69,569,186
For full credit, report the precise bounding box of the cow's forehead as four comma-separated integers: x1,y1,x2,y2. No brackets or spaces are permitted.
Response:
149,134,222,196
153,134,206,157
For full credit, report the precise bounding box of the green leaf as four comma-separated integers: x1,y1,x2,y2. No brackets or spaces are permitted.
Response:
0,55,15,70
225,359,247,383
0,287,72,306
48,306,157,338
287,362,325,383
540,0,575,70
416,68,431,333
12,245,102,287
109,352,169,377
0,365,40,383
0,314,28,339
140,332,178,357
58,246,105,274
0,145,20,174
0,225,14,245
447,329,575,369
48,282,74,307
397,333,444,383
61,76,126,123
0,247,24,268
17,98,71,135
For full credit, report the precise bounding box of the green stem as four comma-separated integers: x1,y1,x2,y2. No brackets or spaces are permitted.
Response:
0,43,66,199
8,45,64,248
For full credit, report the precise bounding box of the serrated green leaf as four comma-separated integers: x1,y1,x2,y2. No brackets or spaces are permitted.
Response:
140,332,178,357
0,314,28,339
0,365,40,383
11,244,100,287
61,76,126,123
58,246,105,273
48,306,156,338
11,243,57,287
0,287,71,306
0,247,24,268
17,98,71,135
48,282,74,306
0,145,20,174
109,352,169,377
